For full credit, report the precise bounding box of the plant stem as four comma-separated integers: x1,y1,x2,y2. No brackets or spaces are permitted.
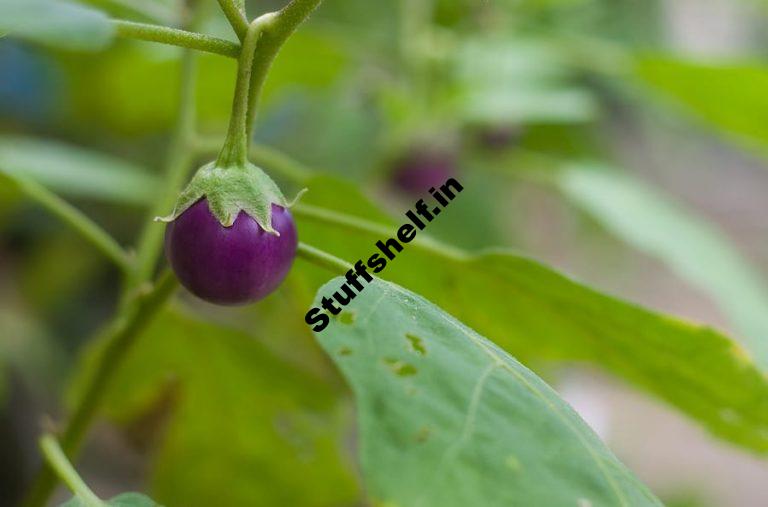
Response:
297,242,353,272
293,203,469,261
3,174,132,273
217,16,274,168
216,0,249,41
194,136,312,182
113,19,240,58
23,9,202,506
39,435,104,507
129,48,198,289
245,0,324,139
22,271,178,507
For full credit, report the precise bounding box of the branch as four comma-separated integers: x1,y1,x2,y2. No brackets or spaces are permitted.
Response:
39,435,103,507
113,20,240,58
217,16,275,167
2,173,132,272
194,137,312,183
22,271,179,507
216,0,249,41
129,45,199,289
293,203,469,261
246,0,324,137
297,242,353,272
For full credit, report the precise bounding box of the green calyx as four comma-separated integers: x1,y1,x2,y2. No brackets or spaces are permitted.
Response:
158,16,300,234
156,161,305,235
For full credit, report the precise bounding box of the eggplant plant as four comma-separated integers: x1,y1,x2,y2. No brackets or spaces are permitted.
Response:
1,0,768,506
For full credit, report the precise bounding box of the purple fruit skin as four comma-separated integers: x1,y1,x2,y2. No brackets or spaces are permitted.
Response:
165,199,298,305
391,150,456,195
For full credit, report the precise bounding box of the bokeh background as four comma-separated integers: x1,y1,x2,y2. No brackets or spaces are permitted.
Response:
2,0,768,505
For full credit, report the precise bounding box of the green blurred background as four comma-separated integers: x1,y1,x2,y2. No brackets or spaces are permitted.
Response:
2,0,768,505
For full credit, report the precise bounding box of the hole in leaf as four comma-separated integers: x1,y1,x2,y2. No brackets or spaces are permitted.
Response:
405,333,426,355
338,311,356,324
383,358,417,377
415,426,431,443
338,347,353,356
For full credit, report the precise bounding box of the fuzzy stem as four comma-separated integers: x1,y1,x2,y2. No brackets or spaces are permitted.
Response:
216,0,249,41
217,15,274,168
113,20,240,58
297,242,353,272
245,0,323,138
39,435,104,507
194,136,312,182
3,174,132,272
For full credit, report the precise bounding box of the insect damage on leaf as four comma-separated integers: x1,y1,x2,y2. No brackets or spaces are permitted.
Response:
312,277,662,507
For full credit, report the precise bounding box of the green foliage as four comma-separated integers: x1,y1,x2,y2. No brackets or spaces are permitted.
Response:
62,30,348,134
68,308,358,507
559,164,768,367
636,56,768,150
0,136,158,205
297,175,768,454
314,276,662,506
61,492,160,507
455,38,597,123
4,0,768,505
0,0,114,51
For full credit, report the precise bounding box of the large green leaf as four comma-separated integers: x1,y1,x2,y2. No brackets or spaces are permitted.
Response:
635,55,768,149
559,164,768,367
0,136,159,205
295,175,768,454
313,277,662,506
62,492,160,507
0,0,114,51
69,308,358,506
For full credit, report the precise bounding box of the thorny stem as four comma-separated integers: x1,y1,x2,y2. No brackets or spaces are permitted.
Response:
39,435,103,507
217,15,275,168
245,0,324,138
113,19,240,58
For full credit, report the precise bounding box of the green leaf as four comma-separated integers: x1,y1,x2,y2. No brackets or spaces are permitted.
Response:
0,136,159,205
62,492,160,506
68,309,358,506
559,164,768,367
63,30,347,135
0,0,114,51
635,55,768,149
296,175,768,454
313,277,661,506
79,0,178,25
